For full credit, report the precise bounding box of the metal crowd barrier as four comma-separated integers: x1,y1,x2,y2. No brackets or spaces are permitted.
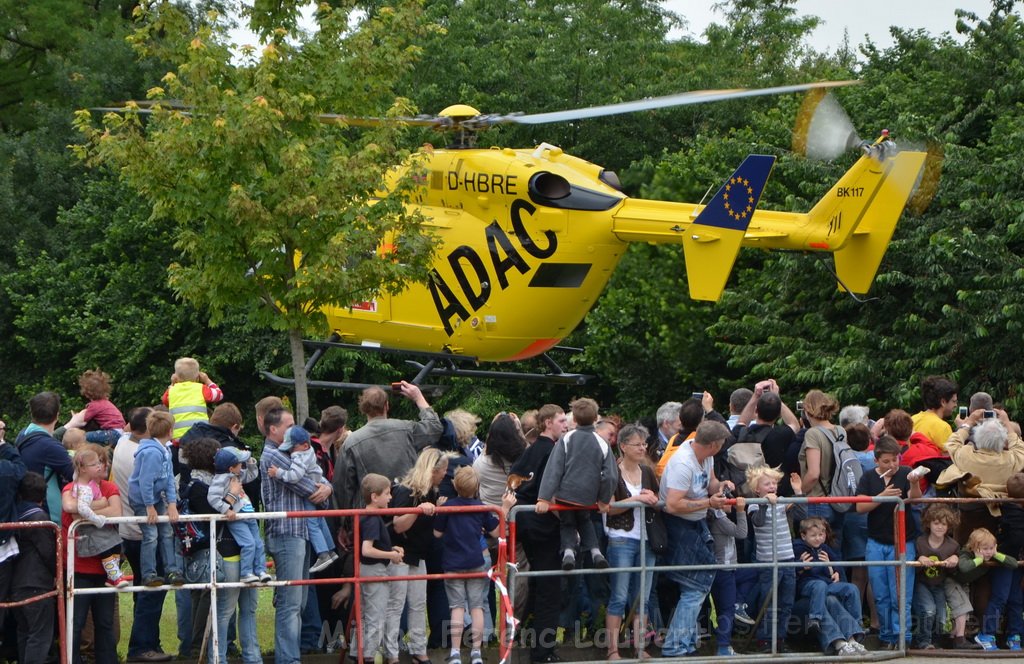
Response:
61,492,1024,663
0,520,65,664
508,494,909,663
65,504,508,664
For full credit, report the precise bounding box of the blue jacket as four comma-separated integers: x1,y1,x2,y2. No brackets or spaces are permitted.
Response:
793,539,844,592
0,443,27,542
14,427,71,523
129,438,176,507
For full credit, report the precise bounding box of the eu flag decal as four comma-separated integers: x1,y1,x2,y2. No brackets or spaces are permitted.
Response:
694,155,775,232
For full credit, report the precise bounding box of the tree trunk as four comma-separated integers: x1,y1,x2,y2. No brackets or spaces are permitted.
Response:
289,327,310,423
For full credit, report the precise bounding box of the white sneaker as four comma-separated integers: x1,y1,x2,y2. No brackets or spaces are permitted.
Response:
850,640,868,653
240,573,260,584
259,571,273,582
838,641,861,656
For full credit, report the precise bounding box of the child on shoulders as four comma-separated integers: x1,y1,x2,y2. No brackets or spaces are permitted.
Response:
75,370,126,446
536,397,617,571
161,357,223,441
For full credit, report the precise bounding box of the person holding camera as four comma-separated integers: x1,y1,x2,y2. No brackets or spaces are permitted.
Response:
659,420,734,658
333,382,443,510
944,410,1024,514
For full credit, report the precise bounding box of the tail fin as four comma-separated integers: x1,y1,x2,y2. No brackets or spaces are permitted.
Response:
683,155,775,300
805,143,927,294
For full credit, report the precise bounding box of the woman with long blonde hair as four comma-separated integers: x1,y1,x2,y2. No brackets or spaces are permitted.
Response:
384,447,453,664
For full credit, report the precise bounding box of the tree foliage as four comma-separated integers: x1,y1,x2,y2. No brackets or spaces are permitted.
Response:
4,0,1024,430
74,0,437,421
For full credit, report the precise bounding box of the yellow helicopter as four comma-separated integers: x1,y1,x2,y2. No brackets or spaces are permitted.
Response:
269,82,928,389
101,82,928,388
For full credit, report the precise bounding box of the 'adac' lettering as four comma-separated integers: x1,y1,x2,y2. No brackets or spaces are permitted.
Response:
448,246,491,310
485,221,530,289
428,270,471,337
430,199,562,335
511,199,557,259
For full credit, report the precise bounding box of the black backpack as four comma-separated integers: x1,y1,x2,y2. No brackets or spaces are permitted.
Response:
174,478,209,557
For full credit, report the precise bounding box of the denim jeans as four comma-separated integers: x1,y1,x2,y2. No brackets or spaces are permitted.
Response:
816,594,863,652
982,566,1024,636
175,587,192,655
209,558,261,664
755,563,796,642
300,578,323,652
267,534,310,664
866,538,915,645
226,519,267,577
709,569,738,648
801,578,860,622
912,581,945,646
123,538,169,657
301,499,333,555
661,585,708,656
606,537,655,618
132,501,179,578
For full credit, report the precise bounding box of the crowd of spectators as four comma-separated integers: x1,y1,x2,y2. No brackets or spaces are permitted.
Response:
2,368,1024,662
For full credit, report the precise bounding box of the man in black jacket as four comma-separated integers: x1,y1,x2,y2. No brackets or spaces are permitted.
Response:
10,472,55,664
510,403,568,664
178,402,260,509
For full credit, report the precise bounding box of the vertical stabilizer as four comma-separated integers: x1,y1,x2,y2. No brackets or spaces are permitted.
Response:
683,155,775,300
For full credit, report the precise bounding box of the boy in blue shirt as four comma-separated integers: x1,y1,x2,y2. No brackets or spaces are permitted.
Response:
434,466,514,664
128,410,183,586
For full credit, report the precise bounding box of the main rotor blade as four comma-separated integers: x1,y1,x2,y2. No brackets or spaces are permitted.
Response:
91,104,446,129
500,80,860,126
317,113,448,128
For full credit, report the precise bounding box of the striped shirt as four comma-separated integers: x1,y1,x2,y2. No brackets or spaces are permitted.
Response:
261,440,323,538
748,502,802,562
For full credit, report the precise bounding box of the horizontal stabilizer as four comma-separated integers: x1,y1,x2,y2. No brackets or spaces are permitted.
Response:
683,155,776,300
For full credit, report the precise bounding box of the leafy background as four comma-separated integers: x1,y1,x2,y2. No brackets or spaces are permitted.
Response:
2,0,1023,433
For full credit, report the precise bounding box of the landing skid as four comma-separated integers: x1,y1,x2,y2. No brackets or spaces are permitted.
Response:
260,335,594,392
258,334,593,391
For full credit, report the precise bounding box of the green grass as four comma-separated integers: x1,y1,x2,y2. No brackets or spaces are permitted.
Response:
116,588,277,659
